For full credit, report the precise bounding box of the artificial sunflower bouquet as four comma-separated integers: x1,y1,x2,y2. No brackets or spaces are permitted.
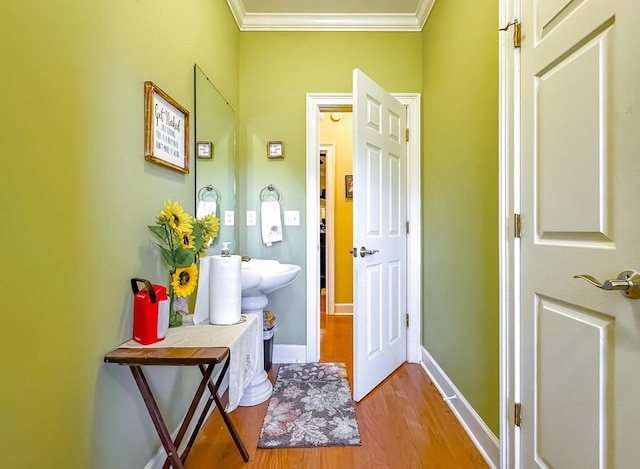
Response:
148,200,220,326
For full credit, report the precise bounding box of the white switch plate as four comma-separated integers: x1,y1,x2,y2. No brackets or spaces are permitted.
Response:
224,211,234,226
284,210,300,226
246,210,256,226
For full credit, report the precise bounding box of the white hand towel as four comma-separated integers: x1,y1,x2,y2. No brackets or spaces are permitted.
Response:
196,201,217,219
261,201,282,246
193,256,212,325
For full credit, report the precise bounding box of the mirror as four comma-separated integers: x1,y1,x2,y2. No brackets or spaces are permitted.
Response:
194,64,238,253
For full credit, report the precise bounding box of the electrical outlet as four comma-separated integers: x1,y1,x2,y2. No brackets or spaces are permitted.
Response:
246,210,256,226
224,211,234,226
284,210,300,226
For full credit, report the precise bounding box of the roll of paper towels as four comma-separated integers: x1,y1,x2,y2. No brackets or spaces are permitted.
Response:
209,254,242,325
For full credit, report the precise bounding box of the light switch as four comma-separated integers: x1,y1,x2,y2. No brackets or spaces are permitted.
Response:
246,210,256,226
224,211,234,226
284,210,300,226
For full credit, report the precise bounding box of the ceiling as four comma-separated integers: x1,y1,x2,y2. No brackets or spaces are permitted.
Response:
226,0,436,31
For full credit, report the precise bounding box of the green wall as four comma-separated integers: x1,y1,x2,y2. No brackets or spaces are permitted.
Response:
237,32,422,344
1,1,238,468
1,1,501,466
421,0,500,434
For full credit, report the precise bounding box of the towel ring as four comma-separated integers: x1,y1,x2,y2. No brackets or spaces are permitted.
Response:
198,185,221,203
260,184,281,202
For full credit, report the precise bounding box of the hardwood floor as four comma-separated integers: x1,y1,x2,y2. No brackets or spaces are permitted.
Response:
185,305,489,468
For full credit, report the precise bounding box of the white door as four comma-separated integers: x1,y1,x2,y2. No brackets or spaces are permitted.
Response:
352,69,407,402
519,0,640,467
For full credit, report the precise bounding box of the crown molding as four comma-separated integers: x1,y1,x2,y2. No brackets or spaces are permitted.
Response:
416,0,437,30
227,0,436,32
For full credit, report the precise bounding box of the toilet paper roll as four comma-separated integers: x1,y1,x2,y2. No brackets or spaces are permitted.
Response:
209,254,242,325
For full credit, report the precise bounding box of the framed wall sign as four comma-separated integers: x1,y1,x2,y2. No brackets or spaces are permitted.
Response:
267,141,284,159
144,81,190,173
196,141,213,159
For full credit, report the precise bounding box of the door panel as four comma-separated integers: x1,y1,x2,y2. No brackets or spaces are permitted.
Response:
520,0,640,467
536,298,613,468
353,68,407,402
538,33,609,239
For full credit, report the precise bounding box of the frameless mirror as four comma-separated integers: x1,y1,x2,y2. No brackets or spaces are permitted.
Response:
194,63,237,253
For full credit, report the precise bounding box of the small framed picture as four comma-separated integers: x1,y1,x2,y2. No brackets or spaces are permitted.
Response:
345,175,353,198
196,141,213,159
268,141,284,159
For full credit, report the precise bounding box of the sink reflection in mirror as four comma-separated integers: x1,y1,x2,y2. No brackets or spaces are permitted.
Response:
194,64,237,253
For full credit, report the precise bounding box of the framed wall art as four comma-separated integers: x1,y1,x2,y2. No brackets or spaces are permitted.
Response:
345,174,353,198
144,81,190,173
196,141,213,159
267,141,284,159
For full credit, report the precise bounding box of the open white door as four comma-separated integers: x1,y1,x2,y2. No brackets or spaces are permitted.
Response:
519,0,640,466
352,69,407,402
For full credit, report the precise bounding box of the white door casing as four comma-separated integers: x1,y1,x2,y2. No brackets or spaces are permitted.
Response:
498,0,519,467
352,69,408,402
518,0,640,467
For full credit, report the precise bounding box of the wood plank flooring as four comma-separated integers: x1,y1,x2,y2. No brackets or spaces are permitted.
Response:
185,307,490,468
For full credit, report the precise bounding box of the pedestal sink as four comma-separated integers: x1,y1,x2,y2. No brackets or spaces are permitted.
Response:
238,259,301,406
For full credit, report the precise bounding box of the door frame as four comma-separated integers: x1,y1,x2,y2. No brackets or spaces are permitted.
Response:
498,0,520,467
305,92,422,364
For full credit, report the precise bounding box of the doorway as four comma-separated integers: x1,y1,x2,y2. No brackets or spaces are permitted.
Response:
305,92,422,366
318,111,355,373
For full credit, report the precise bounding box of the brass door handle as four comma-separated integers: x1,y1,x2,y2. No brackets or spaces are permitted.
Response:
573,270,640,299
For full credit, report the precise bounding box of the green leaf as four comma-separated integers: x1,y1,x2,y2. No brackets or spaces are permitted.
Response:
160,246,177,267
192,223,205,251
173,248,196,268
148,225,169,244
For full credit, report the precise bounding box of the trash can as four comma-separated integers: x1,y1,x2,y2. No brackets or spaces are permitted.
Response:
263,311,277,372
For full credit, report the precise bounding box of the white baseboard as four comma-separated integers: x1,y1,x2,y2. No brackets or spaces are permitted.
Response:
420,347,500,469
143,369,228,469
273,344,307,364
334,303,353,315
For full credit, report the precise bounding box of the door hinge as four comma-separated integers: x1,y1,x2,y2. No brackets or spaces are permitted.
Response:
406,313,409,327
514,402,522,427
500,19,521,48
406,128,410,142
514,21,521,48
514,213,521,238
406,221,410,234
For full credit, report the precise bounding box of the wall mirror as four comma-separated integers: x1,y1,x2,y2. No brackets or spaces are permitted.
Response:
194,63,238,253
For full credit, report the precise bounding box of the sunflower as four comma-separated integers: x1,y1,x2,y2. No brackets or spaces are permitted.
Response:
200,214,220,239
171,264,199,297
179,230,196,251
160,200,192,235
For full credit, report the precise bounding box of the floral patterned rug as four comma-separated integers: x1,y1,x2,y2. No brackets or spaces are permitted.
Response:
258,362,361,448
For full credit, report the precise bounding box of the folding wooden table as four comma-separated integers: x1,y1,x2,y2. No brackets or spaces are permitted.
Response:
104,346,249,468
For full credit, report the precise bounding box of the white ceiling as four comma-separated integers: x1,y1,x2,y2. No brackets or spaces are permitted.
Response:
226,0,436,31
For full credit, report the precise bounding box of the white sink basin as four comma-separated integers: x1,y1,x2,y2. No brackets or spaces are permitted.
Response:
241,259,301,296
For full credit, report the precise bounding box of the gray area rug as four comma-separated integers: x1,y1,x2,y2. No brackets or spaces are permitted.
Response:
258,362,361,448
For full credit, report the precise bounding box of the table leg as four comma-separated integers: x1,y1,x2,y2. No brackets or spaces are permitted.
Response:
160,360,217,469
198,362,250,462
178,363,220,462
130,366,184,469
